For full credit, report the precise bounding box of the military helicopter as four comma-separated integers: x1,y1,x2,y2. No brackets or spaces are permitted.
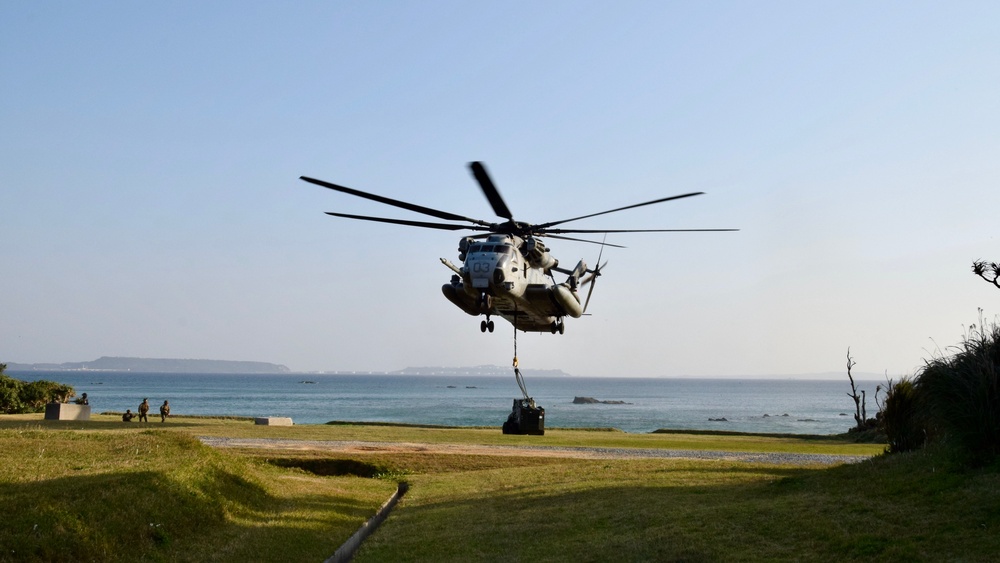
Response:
300,162,735,335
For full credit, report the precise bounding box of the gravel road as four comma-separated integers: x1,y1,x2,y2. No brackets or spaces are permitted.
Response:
199,436,872,466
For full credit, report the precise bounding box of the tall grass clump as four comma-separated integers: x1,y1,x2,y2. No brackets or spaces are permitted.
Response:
880,377,924,453
916,320,1000,463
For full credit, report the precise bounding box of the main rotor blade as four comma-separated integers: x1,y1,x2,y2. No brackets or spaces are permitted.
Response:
542,234,627,248
469,162,514,220
324,212,490,232
536,192,705,230
302,176,492,226
543,227,739,234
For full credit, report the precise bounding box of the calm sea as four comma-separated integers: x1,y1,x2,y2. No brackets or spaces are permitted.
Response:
12,371,882,435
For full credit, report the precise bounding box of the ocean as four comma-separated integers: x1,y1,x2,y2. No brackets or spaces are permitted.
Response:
12,371,882,435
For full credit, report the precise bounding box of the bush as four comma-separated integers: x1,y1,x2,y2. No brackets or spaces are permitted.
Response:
0,363,76,414
0,375,24,414
880,378,924,453
21,379,75,410
915,321,1000,463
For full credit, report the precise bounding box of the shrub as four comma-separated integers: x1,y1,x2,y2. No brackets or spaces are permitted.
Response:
20,379,75,410
915,321,1000,463
880,377,924,453
0,376,24,414
0,363,76,414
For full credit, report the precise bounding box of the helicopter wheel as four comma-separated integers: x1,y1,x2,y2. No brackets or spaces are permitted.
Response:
480,320,488,333
558,320,565,335
487,320,495,333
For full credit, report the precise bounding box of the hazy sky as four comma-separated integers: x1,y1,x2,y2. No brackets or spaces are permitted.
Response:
3,2,998,378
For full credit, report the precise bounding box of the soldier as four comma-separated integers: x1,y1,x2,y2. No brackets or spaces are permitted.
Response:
122,409,135,422
138,398,149,422
160,400,170,422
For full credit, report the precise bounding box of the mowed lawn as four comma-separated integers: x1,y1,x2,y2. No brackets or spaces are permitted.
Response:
1,415,997,562
356,452,1000,562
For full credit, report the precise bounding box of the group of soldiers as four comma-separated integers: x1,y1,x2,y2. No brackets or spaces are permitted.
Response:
122,398,169,422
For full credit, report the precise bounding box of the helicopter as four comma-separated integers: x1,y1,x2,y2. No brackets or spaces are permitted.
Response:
300,162,736,335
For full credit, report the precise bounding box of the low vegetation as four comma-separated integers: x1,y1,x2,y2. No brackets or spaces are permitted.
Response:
880,377,922,454
0,363,76,414
876,316,1000,465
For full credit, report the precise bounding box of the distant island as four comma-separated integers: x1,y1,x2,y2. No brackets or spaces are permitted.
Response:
573,396,632,405
6,358,568,377
7,356,291,374
389,365,570,377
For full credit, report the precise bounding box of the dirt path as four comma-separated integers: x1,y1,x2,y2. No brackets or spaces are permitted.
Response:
199,436,871,465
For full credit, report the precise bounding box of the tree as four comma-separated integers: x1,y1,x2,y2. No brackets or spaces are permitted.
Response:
845,348,871,431
972,260,1000,289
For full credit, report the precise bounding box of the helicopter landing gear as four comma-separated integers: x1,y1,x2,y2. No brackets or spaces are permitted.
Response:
549,319,565,335
480,317,495,333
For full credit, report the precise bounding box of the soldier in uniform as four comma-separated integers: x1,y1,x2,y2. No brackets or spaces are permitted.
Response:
138,398,149,422
159,400,170,422
122,409,135,422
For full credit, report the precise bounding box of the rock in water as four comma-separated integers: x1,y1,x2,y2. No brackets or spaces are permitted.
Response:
572,396,632,405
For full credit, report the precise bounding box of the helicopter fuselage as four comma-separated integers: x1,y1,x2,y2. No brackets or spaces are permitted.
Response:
441,234,583,333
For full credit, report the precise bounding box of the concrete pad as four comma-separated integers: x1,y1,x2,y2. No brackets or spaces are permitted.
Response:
44,403,91,421
255,416,293,426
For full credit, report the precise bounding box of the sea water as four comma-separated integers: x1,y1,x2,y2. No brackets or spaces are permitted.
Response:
12,371,882,435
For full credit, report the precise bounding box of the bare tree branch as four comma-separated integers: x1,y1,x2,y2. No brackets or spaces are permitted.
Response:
972,260,1000,289
846,348,864,429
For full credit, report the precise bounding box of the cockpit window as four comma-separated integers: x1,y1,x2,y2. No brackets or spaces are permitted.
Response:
468,244,513,254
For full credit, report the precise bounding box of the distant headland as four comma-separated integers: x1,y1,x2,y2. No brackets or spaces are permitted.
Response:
389,365,570,377
7,356,291,374
6,358,569,377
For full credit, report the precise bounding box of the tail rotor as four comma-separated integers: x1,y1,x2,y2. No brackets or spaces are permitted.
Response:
579,239,608,314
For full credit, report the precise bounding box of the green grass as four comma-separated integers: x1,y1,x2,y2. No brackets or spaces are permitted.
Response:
1,414,996,562
0,419,396,562
356,449,1000,562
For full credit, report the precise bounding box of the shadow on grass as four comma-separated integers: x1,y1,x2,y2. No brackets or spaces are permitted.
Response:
355,455,1000,563
268,457,390,478
651,427,883,442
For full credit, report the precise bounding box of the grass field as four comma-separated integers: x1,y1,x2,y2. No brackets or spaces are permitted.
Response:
1,414,997,562
0,416,396,562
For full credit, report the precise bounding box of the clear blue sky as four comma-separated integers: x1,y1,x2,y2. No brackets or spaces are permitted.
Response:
3,2,998,377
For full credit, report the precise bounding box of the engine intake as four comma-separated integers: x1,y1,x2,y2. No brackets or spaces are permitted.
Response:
524,237,557,271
